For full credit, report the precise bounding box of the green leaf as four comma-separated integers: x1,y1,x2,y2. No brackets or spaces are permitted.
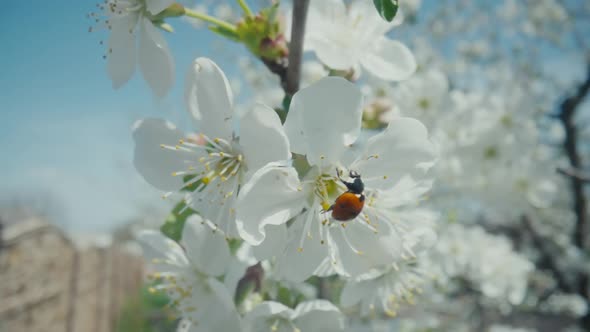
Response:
373,0,399,22
116,283,177,332
160,201,196,242
276,285,294,307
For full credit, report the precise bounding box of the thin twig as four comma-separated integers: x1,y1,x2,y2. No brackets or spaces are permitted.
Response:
557,167,590,183
285,0,310,97
521,215,574,293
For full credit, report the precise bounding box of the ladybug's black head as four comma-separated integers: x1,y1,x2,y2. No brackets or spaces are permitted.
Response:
338,169,364,194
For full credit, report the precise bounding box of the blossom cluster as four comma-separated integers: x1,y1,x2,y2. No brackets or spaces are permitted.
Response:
92,0,589,330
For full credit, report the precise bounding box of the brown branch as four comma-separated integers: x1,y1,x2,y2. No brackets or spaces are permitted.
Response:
559,62,590,249
521,215,574,293
557,167,590,183
285,0,310,97
558,62,590,302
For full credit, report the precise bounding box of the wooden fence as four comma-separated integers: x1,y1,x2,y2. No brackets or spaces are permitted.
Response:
0,218,144,332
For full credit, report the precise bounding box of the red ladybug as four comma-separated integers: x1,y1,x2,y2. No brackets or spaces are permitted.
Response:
327,170,365,221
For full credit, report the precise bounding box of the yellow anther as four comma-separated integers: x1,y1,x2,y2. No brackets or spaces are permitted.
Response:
202,177,210,185
148,287,157,294
321,201,331,211
297,247,303,253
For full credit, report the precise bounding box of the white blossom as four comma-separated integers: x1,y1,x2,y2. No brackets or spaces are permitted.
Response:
133,58,290,236
297,0,416,81
137,215,241,331
236,77,438,282
340,210,437,317
243,300,345,332
101,0,175,97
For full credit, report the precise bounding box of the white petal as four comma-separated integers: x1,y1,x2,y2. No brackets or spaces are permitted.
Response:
360,37,416,81
374,176,433,208
107,15,138,89
340,281,367,307
185,58,234,140
236,164,306,245
276,213,329,282
146,0,174,14
307,0,346,20
187,182,239,238
304,0,356,69
302,0,347,47
137,230,189,267
351,117,438,190
293,300,344,332
223,256,249,298
348,0,402,36
181,215,230,276
252,224,288,261
192,278,242,332
244,301,293,332
240,104,290,173
284,77,363,165
138,18,174,97
330,221,402,277
248,301,293,319
132,118,192,191
308,38,357,70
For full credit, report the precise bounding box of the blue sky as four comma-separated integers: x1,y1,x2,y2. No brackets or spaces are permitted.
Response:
0,0,250,231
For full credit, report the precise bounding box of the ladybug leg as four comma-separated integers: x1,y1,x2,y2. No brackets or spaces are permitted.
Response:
359,194,365,202
321,204,334,213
